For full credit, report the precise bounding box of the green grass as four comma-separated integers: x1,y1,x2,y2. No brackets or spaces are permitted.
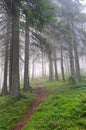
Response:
30,79,48,88
24,81,86,130
0,92,35,130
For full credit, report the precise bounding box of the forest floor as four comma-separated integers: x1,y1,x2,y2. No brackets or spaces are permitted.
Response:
0,80,86,130
12,84,48,130
24,81,86,130
0,88,35,130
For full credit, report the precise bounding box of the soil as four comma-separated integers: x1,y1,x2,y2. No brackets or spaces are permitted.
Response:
12,84,48,130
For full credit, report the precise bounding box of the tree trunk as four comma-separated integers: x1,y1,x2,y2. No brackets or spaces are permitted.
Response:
9,21,13,93
44,61,47,77
42,51,45,78
61,42,65,81
32,59,35,80
10,10,20,97
53,47,59,80
66,58,70,75
49,53,53,81
2,1,21,97
23,16,30,91
73,38,81,81
0,59,4,89
69,39,76,86
1,17,9,96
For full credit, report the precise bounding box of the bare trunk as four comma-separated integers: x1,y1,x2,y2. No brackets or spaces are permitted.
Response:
23,16,30,90
53,48,59,80
10,9,20,97
44,61,47,77
1,1,21,97
32,59,35,80
42,51,45,78
61,42,65,81
20,62,23,82
66,58,70,75
73,39,81,81
0,62,3,88
9,20,13,93
69,39,76,86
1,18,9,96
49,53,53,81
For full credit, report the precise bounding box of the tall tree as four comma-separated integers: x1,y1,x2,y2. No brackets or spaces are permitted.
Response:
3,0,21,97
53,47,59,80
22,0,55,88
69,38,76,85
41,50,45,78
23,15,30,91
32,58,35,80
60,40,65,81
73,37,81,81
1,17,9,96
48,50,53,81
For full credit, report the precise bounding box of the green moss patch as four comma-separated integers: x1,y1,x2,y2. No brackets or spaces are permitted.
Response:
24,81,86,130
0,92,35,130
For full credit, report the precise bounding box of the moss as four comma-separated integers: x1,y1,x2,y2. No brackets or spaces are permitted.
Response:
24,81,86,130
0,92,35,130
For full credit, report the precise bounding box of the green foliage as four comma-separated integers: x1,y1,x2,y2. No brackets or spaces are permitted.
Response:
0,93,35,130
21,0,56,31
57,20,73,38
24,81,86,130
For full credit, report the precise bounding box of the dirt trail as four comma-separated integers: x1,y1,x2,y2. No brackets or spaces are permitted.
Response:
12,84,48,130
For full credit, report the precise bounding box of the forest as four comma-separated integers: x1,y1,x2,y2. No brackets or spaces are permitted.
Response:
0,0,86,130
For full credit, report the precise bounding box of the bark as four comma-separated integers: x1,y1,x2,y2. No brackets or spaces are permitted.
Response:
3,0,21,97
42,51,45,78
32,59,35,80
20,62,23,82
61,42,65,81
69,39,76,86
66,58,70,74
73,39,81,81
0,61,3,88
1,18,9,96
49,53,53,81
53,47,59,80
44,61,47,77
23,16,30,91
10,7,20,97
9,24,13,93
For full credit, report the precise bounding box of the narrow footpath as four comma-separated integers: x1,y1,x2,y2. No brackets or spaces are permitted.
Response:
12,84,48,130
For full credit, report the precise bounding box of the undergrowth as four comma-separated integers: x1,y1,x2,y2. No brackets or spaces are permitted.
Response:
0,92,35,130
24,81,86,130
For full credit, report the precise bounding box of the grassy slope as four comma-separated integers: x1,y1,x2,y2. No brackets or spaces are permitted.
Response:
0,92,35,130
24,81,86,130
